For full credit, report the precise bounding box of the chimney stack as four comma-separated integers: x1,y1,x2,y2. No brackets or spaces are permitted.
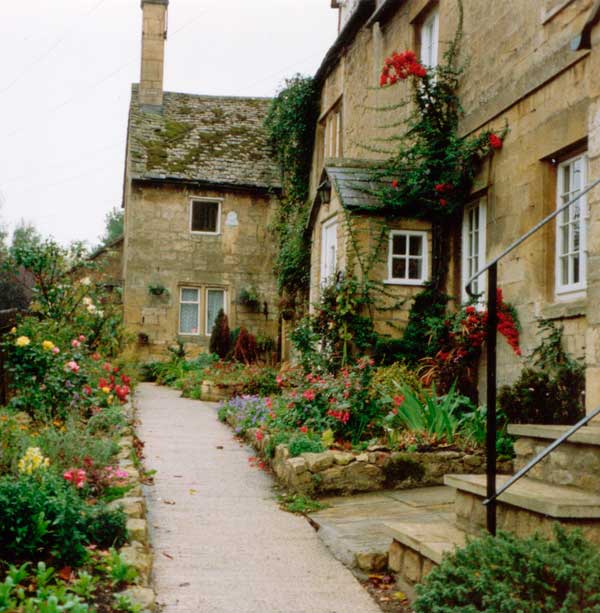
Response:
139,0,169,108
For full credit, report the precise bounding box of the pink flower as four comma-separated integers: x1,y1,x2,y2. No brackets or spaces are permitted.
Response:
264,397,273,409
63,468,86,488
78,335,86,342
52,347,60,355
102,362,112,372
302,389,315,402
71,339,80,348
393,395,405,407
66,361,80,373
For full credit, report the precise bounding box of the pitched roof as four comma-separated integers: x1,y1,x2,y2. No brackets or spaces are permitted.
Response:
127,85,281,190
307,159,389,229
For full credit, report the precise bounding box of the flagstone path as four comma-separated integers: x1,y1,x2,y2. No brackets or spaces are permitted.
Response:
136,383,381,613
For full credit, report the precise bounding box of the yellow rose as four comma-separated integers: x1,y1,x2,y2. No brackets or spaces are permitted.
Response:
15,336,31,347
42,340,55,351
102,386,111,394
10,327,16,334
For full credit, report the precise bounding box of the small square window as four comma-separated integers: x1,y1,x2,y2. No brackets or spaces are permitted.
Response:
191,200,221,234
386,230,428,285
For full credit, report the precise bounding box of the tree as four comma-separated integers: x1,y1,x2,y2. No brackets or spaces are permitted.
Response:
0,217,31,311
10,220,42,256
99,207,124,246
209,309,230,358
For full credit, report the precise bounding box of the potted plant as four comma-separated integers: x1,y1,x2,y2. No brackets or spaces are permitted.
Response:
148,283,169,297
238,287,260,308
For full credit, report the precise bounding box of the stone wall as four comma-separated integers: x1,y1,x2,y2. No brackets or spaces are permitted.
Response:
311,0,600,393
123,181,279,357
242,423,498,496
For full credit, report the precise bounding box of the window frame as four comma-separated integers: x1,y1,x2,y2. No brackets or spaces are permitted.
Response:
179,287,201,336
420,6,440,69
385,230,429,286
462,198,487,304
320,216,339,284
555,153,587,297
205,287,227,338
189,198,222,236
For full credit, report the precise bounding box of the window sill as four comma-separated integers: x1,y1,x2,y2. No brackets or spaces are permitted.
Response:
539,297,586,321
190,231,221,237
384,278,428,287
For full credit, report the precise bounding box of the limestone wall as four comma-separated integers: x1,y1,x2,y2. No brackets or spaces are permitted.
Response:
311,0,600,390
123,181,279,356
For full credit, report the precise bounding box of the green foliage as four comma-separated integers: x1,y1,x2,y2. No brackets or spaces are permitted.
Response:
384,383,472,442
104,548,138,587
414,526,600,613
114,595,143,612
499,321,585,425
459,405,514,458
84,506,127,550
277,493,328,514
264,74,318,297
291,273,376,373
370,362,422,397
375,285,449,366
209,309,230,359
0,473,126,565
287,434,325,457
99,207,124,246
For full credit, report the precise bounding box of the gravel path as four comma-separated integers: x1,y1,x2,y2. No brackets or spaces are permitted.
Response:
136,383,381,613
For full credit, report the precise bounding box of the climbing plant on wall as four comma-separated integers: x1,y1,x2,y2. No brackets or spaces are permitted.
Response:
372,0,505,290
264,75,319,300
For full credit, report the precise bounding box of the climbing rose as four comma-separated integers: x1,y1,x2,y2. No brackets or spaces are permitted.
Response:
489,133,503,150
380,50,427,86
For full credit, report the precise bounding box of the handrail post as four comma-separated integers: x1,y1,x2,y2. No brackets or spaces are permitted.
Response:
486,263,498,536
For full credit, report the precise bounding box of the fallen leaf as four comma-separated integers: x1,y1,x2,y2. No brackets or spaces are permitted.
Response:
179,582,190,587
163,499,176,505
162,552,174,560
189,489,198,495
216,446,224,450
58,566,72,581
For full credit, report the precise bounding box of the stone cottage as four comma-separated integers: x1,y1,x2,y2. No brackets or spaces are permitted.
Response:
308,0,600,409
121,0,281,356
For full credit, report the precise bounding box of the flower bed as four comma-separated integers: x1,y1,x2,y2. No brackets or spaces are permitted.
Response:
230,418,511,496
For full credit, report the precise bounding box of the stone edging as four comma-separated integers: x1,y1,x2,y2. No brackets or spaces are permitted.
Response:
227,416,512,496
108,399,156,612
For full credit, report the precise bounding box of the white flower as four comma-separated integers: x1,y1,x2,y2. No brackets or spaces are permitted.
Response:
80,277,92,286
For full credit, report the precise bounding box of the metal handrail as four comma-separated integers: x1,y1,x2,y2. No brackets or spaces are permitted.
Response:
462,176,600,535
483,405,600,506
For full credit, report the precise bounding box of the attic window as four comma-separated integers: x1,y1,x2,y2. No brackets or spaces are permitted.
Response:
190,199,221,234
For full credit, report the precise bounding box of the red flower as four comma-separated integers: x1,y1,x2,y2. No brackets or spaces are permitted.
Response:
299,425,308,433
391,179,399,188
393,395,405,407
302,389,315,402
255,430,264,441
489,133,503,150
439,198,448,207
435,183,453,193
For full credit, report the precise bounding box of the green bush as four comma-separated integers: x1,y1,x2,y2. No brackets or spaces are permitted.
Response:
85,506,127,550
288,434,325,457
0,473,126,565
499,321,585,425
209,309,230,359
414,526,600,613
370,362,422,398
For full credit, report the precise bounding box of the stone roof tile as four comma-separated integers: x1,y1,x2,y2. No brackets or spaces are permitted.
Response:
127,85,281,190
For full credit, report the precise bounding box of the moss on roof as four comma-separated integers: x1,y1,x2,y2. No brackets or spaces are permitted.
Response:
127,85,281,190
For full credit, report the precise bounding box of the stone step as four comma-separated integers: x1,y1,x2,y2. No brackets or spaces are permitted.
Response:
383,513,467,598
508,424,600,491
508,423,600,446
445,473,600,518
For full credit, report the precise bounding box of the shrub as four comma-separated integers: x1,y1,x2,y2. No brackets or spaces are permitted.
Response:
0,473,126,565
287,434,325,457
370,362,422,399
414,526,600,613
233,327,258,364
498,321,584,425
209,309,230,359
85,506,127,550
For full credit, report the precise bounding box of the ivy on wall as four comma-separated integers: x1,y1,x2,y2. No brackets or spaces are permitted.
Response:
264,75,319,300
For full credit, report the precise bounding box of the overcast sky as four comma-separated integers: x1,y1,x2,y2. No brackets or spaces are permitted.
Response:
0,0,338,247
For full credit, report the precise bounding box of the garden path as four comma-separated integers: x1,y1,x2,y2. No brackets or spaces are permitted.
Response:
136,383,381,613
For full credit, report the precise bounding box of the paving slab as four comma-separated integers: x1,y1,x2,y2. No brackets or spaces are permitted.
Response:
136,383,380,613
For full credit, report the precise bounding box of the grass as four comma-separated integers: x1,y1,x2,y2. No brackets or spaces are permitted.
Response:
277,493,329,514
